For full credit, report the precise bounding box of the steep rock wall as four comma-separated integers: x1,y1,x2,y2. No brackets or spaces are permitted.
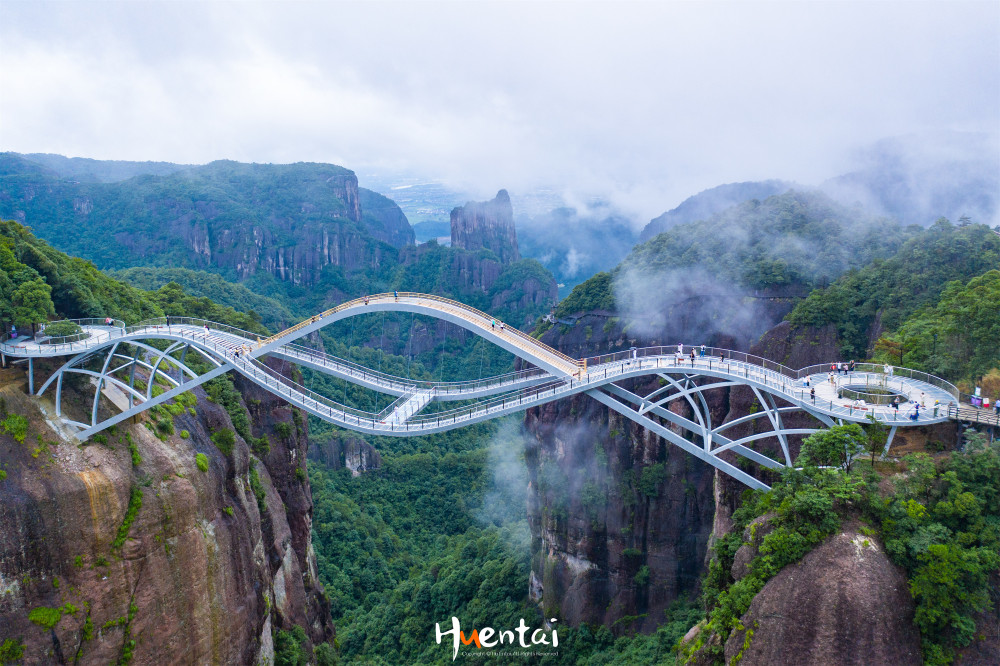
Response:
451,190,520,265
359,188,415,249
723,528,923,665
523,314,740,631
524,382,718,633
0,359,332,664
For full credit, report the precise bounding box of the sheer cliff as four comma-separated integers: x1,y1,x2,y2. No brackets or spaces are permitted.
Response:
450,189,520,265
0,357,333,664
0,156,413,290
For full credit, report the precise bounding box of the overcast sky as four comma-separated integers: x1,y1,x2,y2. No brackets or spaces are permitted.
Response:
1,1,997,220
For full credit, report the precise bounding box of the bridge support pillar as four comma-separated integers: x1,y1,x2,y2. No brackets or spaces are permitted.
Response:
28,357,33,395
882,425,898,457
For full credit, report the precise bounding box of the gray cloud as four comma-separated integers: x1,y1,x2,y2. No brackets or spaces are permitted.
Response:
1,1,997,222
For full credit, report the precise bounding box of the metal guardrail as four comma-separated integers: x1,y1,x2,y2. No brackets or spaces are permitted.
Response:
255,292,583,372
1,318,127,355
839,384,906,406
580,347,961,401
246,353,961,434
276,342,548,395
1,316,975,433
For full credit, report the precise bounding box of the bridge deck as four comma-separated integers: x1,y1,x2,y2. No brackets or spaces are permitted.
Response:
0,312,969,436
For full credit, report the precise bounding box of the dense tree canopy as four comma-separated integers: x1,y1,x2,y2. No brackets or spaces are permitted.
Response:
788,220,1000,361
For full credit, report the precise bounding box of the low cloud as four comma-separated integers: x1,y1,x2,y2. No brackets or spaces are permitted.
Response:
2,3,996,222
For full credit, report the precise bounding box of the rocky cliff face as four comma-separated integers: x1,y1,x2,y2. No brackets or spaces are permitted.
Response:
523,310,743,630
126,169,381,286
0,158,409,289
0,359,332,664
722,527,923,665
307,435,383,476
451,190,520,264
524,383,718,632
359,188,416,249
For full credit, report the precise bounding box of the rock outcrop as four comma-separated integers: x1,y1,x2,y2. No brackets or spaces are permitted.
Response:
0,358,332,664
451,190,520,264
0,159,408,289
723,528,923,665
360,188,416,249
307,435,382,476
524,387,717,632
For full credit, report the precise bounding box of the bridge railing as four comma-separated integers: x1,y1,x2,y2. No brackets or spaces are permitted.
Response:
579,347,959,400
277,343,549,395
255,292,582,372
796,362,960,400
0,318,127,355
38,318,126,345
948,402,1000,427
399,354,950,431
575,350,956,424
580,345,800,379
235,355,377,422
126,317,263,342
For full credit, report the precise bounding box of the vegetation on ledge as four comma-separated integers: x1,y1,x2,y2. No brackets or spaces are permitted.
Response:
686,429,1000,665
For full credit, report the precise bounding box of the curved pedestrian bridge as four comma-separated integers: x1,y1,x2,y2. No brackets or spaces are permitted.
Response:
0,293,964,490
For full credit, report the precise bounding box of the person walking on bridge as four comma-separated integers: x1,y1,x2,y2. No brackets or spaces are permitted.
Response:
689,349,696,366
700,344,706,357
810,386,816,403
394,290,398,302
677,343,684,355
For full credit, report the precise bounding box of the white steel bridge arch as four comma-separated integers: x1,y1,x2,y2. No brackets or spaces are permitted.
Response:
1,293,959,490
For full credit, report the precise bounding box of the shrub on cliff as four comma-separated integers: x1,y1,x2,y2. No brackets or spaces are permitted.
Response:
691,432,1000,665
0,413,28,444
28,606,62,629
874,434,1000,662
0,638,24,663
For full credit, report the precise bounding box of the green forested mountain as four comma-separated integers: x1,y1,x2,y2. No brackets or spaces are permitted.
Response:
19,152,192,182
622,189,910,292
0,220,268,334
874,269,1000,387
111,266,295,331
0,218,160,326
787,219,1000,375
551,189,913,320
0,154,416,317
639,179,795,241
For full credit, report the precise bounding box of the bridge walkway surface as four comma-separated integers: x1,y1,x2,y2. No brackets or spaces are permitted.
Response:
0,294,978,490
